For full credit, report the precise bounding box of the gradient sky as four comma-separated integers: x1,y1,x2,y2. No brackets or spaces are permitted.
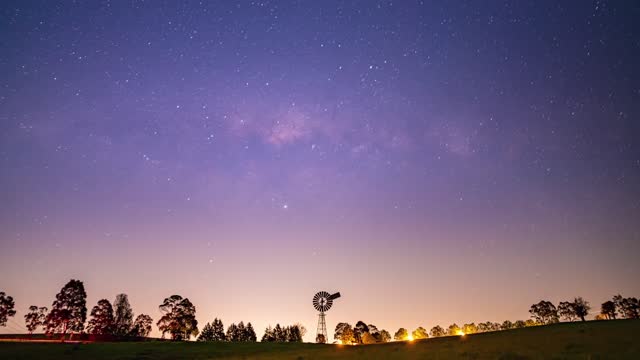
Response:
1,1,639,341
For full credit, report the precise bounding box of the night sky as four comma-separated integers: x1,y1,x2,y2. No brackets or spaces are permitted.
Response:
1,1,639,341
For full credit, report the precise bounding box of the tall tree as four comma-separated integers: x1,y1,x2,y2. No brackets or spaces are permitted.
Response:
0,292,17,327
273,323,284,342
334,322,355,344
572,297,590,321
226,323,239,341
529,300,559,324
601,301,617,320
24,306,48,334
429,325,445,337
87,299,115,335
198,323,215,341
619,297,640,319
286,325,303,342
367,323,380,341
130,314,153,337
245,322,257,342
157,295,198,340
412,327,429,339
558,301,577,321
236,321,246,341
212,318,226,341
113,294,134,336
379,329,391,342
261,325,275,342
394,328,408,341
353,321,369,344
45,279,87,338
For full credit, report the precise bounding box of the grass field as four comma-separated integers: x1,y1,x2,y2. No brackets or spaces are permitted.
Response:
1,319,639,359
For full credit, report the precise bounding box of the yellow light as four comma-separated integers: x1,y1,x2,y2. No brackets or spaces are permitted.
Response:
456,330,465,336
407,334,414,341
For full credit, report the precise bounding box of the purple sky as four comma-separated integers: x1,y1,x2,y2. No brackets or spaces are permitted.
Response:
1,1,639,341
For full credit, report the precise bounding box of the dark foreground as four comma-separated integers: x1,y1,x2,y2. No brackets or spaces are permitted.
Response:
1,320,639,359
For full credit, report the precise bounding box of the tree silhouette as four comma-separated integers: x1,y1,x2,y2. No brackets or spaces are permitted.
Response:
198,322,215,341
226,323,239,341
274,324,285,342
394,327,408,341
236,321,247,341
379,329,391,342
429,325,445,337
261,325,275,342
113,294,134,336
353,321,369,344
45,279,87,338
246,322,257,342
286,324,303,342
24,306,47,334
334,322,355,344
412,327,429,339
572,297,590,321
0,292,17,328
212,318,225,341
529,300,559,324
130,314,153,337
558,301,577,321
361,332,377,344
613,295,639,319
601,301,616,320
367,323,380,341
157,295,198,340
500,320,513,330
87,299,115,335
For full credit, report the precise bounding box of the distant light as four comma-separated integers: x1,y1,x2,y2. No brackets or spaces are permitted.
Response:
407,334,414,341
456,330,465,336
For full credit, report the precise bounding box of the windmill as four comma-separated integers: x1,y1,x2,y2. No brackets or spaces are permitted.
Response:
312,291,341,343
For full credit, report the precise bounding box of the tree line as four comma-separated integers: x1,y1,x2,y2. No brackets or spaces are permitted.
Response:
2,284,639,342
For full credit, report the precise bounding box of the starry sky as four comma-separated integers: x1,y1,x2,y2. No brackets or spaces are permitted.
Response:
1,0,639,341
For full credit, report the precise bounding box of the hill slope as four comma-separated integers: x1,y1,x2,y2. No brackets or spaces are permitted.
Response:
1,319,639,359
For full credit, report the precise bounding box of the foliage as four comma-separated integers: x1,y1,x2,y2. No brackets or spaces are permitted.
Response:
601,301,616,320
558,301,578,321
361,332,377,344
24,306,47,334
447,323,461,336
412,326,429,339
334,322,355,344
87,299,115,335
156,295,198,340
379,329,391,342
501,320,513,330
226,323,239,341
462,323,477,334
353,321,369,344
394,327,408,341
245,322,258,342
261,324,302,343
113,294,134,336
130,314,153,337
211,318,226,341
261,325,275,342
572,297,590,321
613,295,639,319
513,320,526,328
198,323,215,341
430,325,445,337
45,279,87,336
529,300,559,324
0,292,17,327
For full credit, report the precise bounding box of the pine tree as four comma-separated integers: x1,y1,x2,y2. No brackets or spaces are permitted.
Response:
245,322,257,342
226,323,238,342
212,318,225,341
236,321,246,341
274,324,284,342
261,325,275,342
198,322,214,341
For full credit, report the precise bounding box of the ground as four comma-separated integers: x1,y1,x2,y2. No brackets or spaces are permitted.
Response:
1,319,639,359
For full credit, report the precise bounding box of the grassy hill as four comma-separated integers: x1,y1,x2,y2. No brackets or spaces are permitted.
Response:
1,319,639,359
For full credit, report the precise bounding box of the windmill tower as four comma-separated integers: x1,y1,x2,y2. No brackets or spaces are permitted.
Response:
312,291,341,343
